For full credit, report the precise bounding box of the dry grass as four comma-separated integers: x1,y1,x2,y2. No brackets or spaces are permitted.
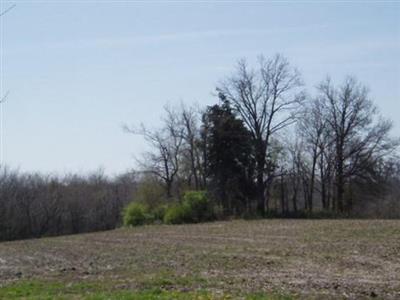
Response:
0,219,399,299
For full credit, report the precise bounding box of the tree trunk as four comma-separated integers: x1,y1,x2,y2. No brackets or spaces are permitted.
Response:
189,140,199,190
256,172,265,216
336,160,345,213
319,153,327,209
255,140,266,216
308,153,317,212
166,179,173,199
280,172,285,215
292,188,298,213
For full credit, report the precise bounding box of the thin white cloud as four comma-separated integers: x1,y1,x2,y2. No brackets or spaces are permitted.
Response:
31,23,331,51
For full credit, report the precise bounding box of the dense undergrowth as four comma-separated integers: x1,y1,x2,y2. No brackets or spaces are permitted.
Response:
122,190,362,228
123,191,216,226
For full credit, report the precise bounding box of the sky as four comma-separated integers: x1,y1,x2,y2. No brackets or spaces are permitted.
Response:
0,1,399,176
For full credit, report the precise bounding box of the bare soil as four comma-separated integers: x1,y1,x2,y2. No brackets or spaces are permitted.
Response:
0,219,399,299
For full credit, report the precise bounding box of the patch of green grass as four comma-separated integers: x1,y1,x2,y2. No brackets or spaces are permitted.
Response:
246,292,293,300
0,281,62,300
0,281,293,300
140,271,208,289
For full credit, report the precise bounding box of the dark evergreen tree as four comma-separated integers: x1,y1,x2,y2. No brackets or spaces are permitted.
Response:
202,94,256,215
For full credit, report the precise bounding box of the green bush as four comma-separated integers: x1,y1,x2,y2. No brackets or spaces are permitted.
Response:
163,191,215,224
151,204,168,222
123,202,153,226
125,191,215,226
163,204,189,224
134,177,165,209
182,191,214,222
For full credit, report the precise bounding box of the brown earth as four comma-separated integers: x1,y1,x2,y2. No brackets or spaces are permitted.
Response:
0,219,399,299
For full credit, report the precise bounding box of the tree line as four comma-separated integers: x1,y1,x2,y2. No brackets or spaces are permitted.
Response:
1,54,399,241
128,54,399,218
0,168,137,241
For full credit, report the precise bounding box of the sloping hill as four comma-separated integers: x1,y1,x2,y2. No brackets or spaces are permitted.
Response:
0,219,399,299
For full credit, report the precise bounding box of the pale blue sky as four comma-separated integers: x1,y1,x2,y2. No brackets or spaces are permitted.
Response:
1,1,399,175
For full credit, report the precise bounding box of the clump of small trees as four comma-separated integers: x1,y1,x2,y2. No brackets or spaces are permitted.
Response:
122,191,215,226
0,168,136,241
126,54,399,220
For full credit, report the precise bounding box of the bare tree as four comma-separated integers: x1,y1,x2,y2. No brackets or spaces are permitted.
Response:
0,166,137,241
286,138,308,213
298,98,328,211
318,77,399,212
218,54,305,215
179,103,203,190
125,106,184,198
317,134,335,210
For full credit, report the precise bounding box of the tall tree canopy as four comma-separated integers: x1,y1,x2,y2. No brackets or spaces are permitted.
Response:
217,54,305,215
202,96,255,215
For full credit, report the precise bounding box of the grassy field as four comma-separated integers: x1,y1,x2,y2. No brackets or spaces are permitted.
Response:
0,219,399,299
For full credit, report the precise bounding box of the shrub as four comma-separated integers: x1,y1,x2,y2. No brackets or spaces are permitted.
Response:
182,191,214,222
123,202,153,226
134,177,165,209
163,204,189,224
126,192,215,226
151,204,168,222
